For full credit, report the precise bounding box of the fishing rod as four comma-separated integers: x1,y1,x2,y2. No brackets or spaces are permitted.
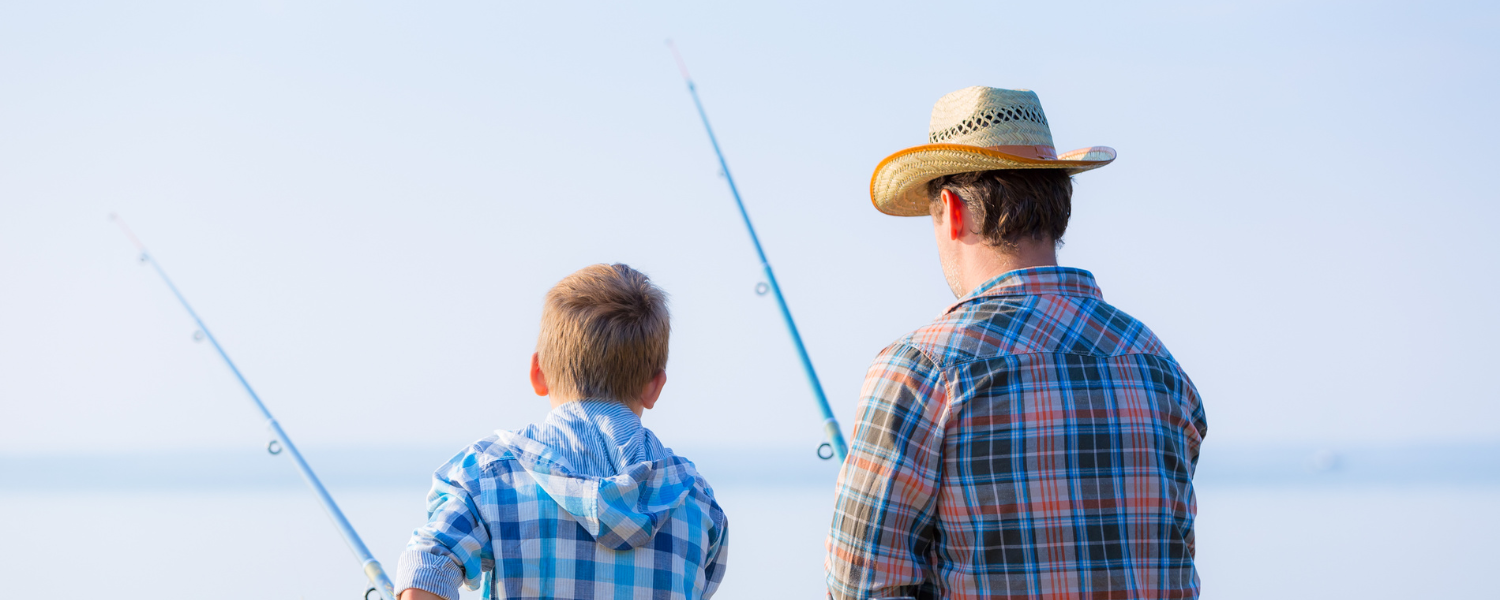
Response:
667,42,849,463
111,215,398,600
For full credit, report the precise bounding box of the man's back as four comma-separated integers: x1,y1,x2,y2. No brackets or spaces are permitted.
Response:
828,267,1206,600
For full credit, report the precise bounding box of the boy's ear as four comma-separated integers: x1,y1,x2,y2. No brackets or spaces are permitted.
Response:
639,370,667,410
529,352,549,397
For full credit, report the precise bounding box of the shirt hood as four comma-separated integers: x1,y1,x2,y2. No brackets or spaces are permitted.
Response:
493,400,704,551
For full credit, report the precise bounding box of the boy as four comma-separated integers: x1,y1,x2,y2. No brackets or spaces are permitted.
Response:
395,264,728,600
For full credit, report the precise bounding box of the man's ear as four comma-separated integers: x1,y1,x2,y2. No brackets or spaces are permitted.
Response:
940,189,966,241
529,352,549,397
638,370,667,411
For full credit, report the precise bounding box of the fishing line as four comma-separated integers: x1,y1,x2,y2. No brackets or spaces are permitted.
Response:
110,214,398,600
666,42,850,463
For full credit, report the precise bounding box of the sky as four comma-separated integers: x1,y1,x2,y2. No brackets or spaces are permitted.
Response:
1,0,1497,458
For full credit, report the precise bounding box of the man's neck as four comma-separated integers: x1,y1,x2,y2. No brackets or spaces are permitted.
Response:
957,238,1058,296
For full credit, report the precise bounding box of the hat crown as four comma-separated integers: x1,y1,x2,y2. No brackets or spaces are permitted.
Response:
928,86,1054,148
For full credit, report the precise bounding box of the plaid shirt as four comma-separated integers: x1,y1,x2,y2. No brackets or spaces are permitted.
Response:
397,400,729,600
826,267,1206,600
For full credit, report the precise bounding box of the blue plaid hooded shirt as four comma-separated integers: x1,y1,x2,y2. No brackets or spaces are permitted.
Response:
396,400,729,600
827,267,1207,600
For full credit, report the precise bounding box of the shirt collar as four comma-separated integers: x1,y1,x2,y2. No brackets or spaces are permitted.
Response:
547,399,642,441
544,399,647,472
948,266,1103,312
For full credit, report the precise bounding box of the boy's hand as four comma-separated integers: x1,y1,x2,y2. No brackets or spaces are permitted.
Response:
398,589,445,600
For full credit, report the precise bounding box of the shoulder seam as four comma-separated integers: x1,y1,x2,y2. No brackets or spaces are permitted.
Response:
943,349,1180,370
887,341,955,423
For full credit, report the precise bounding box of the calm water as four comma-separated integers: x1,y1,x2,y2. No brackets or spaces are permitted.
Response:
3,446,1496,598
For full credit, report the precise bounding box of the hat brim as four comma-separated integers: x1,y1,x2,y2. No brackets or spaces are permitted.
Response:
870,144,1116,216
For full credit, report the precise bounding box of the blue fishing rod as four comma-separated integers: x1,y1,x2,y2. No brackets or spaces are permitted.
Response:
667,43,849,463
111,215,398,600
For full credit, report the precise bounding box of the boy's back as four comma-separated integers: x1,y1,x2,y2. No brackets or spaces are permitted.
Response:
395,264,728,600
398,401,726,599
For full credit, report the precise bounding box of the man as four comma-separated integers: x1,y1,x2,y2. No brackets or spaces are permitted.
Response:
827,87,1207,600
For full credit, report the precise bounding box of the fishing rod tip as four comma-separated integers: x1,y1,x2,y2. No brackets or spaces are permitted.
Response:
109,213,149,253
667,42,692,81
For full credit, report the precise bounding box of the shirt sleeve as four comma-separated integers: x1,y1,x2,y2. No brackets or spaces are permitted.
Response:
826,342,948,600
701,503,730,598
395,450,494,600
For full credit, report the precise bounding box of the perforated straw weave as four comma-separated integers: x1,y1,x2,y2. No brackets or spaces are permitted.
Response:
871,86,1116,217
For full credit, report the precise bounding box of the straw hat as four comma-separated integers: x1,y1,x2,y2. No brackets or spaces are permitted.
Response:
870,86,1116,216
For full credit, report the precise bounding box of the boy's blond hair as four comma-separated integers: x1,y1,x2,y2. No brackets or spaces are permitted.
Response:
537,263,669,402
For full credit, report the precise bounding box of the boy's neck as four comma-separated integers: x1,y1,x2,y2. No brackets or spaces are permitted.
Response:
549,395,645,417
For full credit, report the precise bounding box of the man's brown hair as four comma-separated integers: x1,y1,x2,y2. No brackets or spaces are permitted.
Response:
926,169,1074,248
537,263,669,402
